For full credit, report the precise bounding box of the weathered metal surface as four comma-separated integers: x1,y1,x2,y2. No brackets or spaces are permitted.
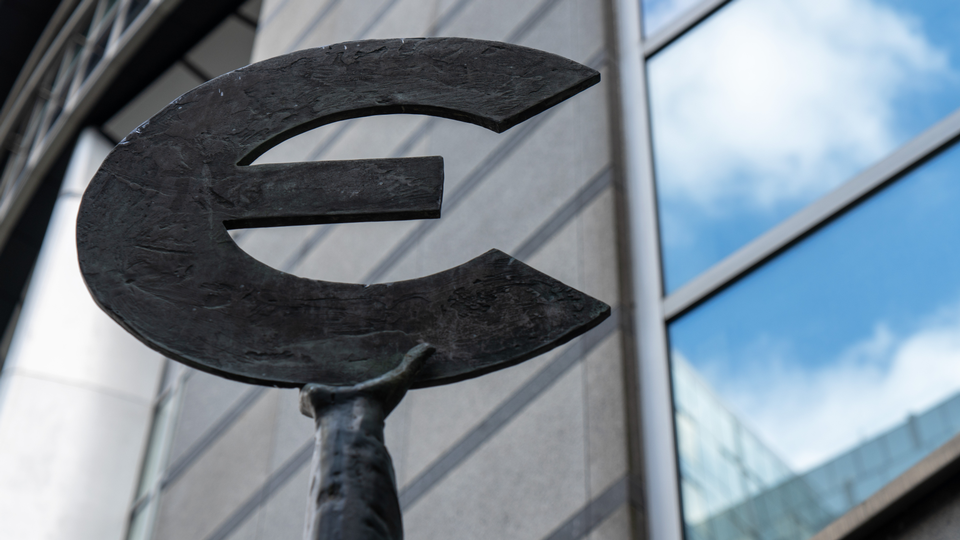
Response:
76,37,608,388
299,344,434,540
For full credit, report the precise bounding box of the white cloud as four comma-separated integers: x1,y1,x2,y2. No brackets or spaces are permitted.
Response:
648,0,951,210
703,302,960,472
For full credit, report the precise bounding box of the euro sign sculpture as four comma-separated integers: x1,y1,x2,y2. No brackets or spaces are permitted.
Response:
77,38,608,540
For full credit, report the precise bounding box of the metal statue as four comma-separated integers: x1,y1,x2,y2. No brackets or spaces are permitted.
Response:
76,38,607,540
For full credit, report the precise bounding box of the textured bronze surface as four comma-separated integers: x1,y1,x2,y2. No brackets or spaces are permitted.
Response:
299,344,434,540
76,38,608,388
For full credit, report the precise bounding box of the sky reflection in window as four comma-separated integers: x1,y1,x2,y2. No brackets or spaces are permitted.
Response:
669,141,960,536
648,0,960,292
642,0,707,37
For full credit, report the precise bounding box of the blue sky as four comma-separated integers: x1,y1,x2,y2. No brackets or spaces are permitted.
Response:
652,0,960,472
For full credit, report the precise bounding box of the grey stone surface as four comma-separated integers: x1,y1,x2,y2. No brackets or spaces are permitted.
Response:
234,224,323,272
581,187,620,306
403,365,588,540
185,15,256,78
167,371,256,465
584,332,628,497
443,0,547,41
294,220,420,282
517,0,606,63
383,394,413,484
153,393,278,540
522,191,587,291
252,120,337,164
381,99,604,285
323,115,429,161
364,0,441,39
254,0,332,55
589,504,633,540
398,347,560,486
305,0,387,45
266,388,313,473
224,509,261,540
256,463,311,539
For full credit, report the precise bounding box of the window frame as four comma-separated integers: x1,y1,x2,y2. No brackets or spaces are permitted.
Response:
614,1,960,539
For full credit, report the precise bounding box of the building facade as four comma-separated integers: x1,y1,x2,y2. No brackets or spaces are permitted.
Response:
1,1,960,540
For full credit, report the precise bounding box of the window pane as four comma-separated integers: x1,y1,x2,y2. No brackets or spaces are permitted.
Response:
670,141,960,540
126,502,155,540
642,0,708,37
135,392,178,499
648,0,960,291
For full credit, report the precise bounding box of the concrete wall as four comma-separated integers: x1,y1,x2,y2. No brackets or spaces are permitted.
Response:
146,1,634,539
0,129,164,540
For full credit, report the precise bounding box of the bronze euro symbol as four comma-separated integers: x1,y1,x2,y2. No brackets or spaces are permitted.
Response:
76,38,610,388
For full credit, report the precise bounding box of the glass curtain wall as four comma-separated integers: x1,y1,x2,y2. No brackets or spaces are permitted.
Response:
636,1,960,539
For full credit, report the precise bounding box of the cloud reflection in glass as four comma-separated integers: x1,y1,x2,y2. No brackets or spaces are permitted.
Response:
648,0,960,291
669,139,960,536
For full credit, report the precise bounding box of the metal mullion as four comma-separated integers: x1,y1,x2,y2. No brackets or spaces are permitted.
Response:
31,101,56,151
0,106,37,183
113,0,133,39
127,488,154,520
663,106,960,321
69,13,103,100
0,0,99,152
28,39,82,150
32,0,167,178
39,47,80,140
613,1,684,540
17,101,47,168
117,0,174,51
92,0,121,50
108,0,134,55
0,0,187,257
50,41,80,96
122,359,186,540
96,0,122,29
0,101,46,203
64,19,120,116
641,0,734,58
79,24,114,89
0,0,82,127
90,0,110,30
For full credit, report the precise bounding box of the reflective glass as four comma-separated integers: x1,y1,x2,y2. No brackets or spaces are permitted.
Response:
670,141,960,540
126,502,154,540
136,392,177,499
642,0,707,37
648,0,960,291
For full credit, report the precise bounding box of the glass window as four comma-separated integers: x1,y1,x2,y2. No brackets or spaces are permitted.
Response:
669,140,960,540
135,390,179,499
126,369,183,540
648,0,960,291
642,0,707,37
126,504,154,540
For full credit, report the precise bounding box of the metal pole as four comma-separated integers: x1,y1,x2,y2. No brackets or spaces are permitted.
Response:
299,344,434,540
